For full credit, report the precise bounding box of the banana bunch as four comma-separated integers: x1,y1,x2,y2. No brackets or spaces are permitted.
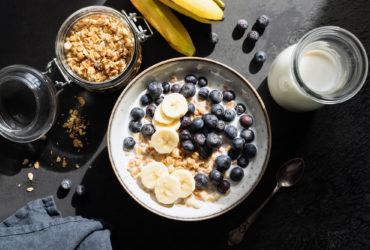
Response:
130,0,226,56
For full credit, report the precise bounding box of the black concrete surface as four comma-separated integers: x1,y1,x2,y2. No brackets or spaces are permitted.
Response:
0,0,369,249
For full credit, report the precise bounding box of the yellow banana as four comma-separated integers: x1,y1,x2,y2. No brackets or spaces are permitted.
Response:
131,0,195,56
159,0,224,24
213,0,226,10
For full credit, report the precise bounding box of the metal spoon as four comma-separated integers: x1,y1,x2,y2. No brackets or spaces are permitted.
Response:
228,158,305,246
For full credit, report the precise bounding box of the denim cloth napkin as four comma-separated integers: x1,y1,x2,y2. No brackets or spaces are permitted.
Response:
0,196,112,250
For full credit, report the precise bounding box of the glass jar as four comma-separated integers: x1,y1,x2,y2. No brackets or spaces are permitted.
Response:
268,26,368,112
0,6,152,143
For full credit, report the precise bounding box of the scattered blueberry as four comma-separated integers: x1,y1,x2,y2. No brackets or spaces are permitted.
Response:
193,133,206,147
147,82,163,98
140,94,153,106
182,140,195,152
232,137,245,151
194,173,209,189
198,87,210,99
181,116,192,129
75,184,86,196
180,129,192,141
240,129,255,142
209,90,223,104
224,109,236,122
155,96,164,105
228,148,240,160
191,118,204,131
162,81,171,94
230,167,244,181
239,114,254,127
215,154,232,172
187,102,195,116
222,90,235,102
247,31,259,42
181,83,196,98
256,15,270,29
237,156,249,168
235,103,246,115
236,19,249,31
129,120,142,133
199,145,213,158
211,104,225,118
206,132,223,148
123,136,136,150
243,143,257,158
171,83,181,93
146,104,156,118
184,74,198,84
203,114,219,130
216,120,226,132
209,32,219,44
141,124,155,138
254,50,267,64
198,76,208,87
224,125,238,139
130,107,145,120
217,180,230,194
209,169,224,185
61,179,72,190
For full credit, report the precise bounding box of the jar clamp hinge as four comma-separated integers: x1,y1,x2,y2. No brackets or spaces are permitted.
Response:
121,10,154,43
44,58,72,90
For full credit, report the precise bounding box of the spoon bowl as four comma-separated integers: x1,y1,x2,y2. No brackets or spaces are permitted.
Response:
276,158,305,187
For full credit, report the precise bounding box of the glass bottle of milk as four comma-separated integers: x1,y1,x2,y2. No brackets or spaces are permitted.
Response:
268,26,368,112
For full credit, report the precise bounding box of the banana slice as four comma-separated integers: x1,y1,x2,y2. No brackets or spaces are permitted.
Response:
140,162,169,189
153,119,181,131
150,128,179,154
155,175,181,204
171,169,195,198
154,103,176,125
161,93,188,119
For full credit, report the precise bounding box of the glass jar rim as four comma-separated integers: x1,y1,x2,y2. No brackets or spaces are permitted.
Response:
291,26,368,104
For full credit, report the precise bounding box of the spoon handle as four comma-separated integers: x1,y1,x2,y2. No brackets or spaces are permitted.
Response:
228,185,280,246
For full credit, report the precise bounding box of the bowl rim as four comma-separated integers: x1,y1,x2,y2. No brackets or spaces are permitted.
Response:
107,57,272,221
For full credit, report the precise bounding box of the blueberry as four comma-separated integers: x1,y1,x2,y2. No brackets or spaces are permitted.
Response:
209,32,219,44
171,83,181,93
194,173,209,189
230,166,244,181
216,120,226,132
184,74,198,84
228,148,240,160
209,169,224,185
240,129,255,142
232,137,245,151
141,124,155,138
140,94,153,106
199,145,213,158
235,103,246,115
181,83,196,98
237,19,249,31
198,76,208,87
224,125,238,139
130,107,145,120
191,118,204,131
247,31,259,42
254,51,267,64
217,180,230,194
75,184,86,196
198,87,209,99
209,90,223,104
187,102,195,116
123,136,136,150
61,179,72,190
206,132,223,148
181,116,192,129
193,133,206,147
256,15,270,29
211,104,225,118
162,81,171,94
129,120,142,133
243,143,257,158
240,114,254,127
203,113,219,130
224,109,236,122
222,90,235,102
237,156,249,168
215,154,232,172
180,129,192,141
146,104,156,118
182,140,195,152
147,82,163,98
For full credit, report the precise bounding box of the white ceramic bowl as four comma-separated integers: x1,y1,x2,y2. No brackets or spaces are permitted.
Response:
107,57,271,221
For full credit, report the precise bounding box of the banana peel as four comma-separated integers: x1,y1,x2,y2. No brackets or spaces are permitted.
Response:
131,0,195,56
159,0,224,24
213,0,226,10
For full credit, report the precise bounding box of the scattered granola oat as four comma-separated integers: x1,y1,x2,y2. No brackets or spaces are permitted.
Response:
56,156,61,163
75,164,80,169
26,187,34,192
77,96,85,107
34,161,39,169
22,158,29,165
27,172,34,181
40,135,47,140
73,139,83,148
17,184,21,188
62,158,67,168
63,109,88,148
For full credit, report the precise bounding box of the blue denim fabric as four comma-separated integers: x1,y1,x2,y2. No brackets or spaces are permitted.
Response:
0,196,112,250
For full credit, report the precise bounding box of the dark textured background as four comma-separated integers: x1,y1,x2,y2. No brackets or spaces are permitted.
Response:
0,0,369,249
